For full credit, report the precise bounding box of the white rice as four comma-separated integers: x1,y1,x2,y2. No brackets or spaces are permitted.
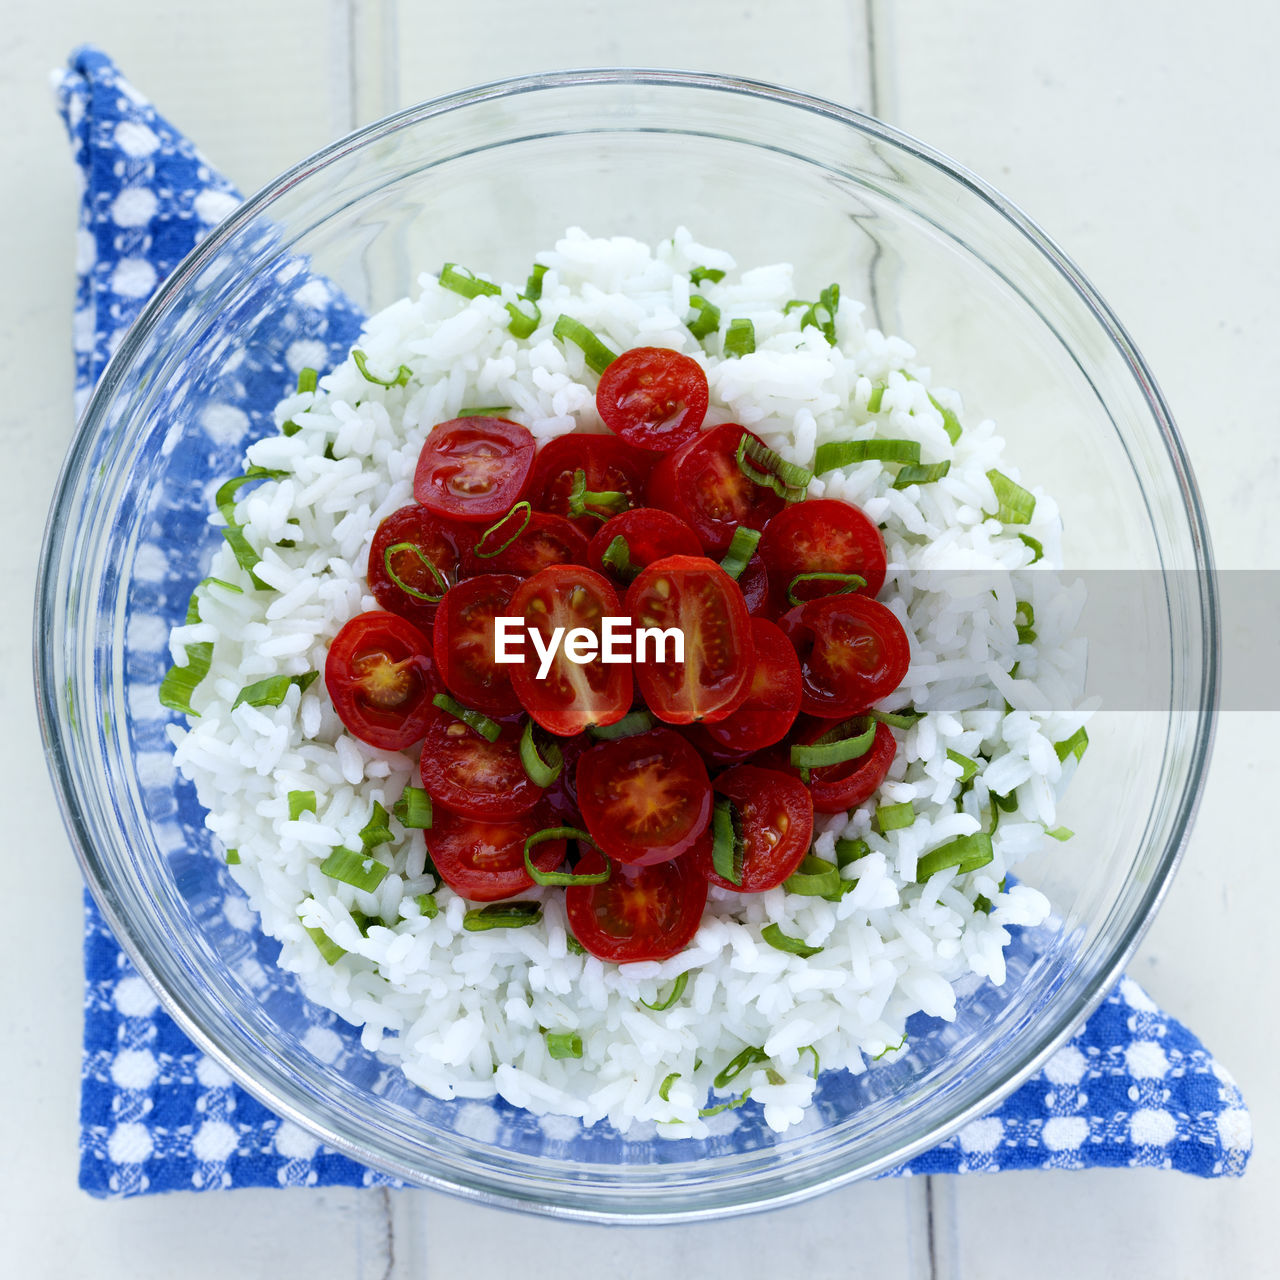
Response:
167,227,1088,1137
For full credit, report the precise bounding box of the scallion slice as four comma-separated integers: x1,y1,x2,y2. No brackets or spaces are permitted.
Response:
304,924,346,965
552,314,618,375
382,540,449,603
835,837,869,868
472,501,532,559
803,1045,820,1077
783,855,842,897
1054,727,1089,764
699,1090,752,1118
565,468,629,520
432,693,501,743
600,534,637,580
761,923,823,958
158,594,213,717
790,720,875,770
986,469,1036,524
734,435,812,501
813,438,921,473
224,848,241,865
872,708,921,729
320,847,389,893
203,576,243,595
640,971,689,1012
893,460,952,489
659,1072,679,1101
929,393,962,445
505,296,541,339
439,261,501,299
288,790,316,821
946,749,979,783
359,801,393,850
1019,532,1044,563
800,284,840,344
220,523,270,589
415,893,439,919
915,832,994,882
994,787,1019,814
685,295,720,339
1045,825,1074,841
876,801,915,832
690,266,725,285
523,827,611,887
232,671,318,710
352,348,412,387
711,797,744,886
214,467,288,521
566,934,586,956
872,1034,908,1061
786,571,865,607
519,720,563,788
1014,600,1036,646
296,367,319,393
463,901,542,931
866,382,886,413
525,262,548,301
723,317,755,357
393,786,433,830
714,1046,768,1088
719,526,761,581
457,405,512,417
589,710,654,741
545,1031,583,1060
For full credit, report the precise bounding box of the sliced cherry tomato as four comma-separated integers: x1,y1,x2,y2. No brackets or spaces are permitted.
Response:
529,433,656,530
733,552,776,618
367,505,467,629
508,565,632,735
780,594,911,717
418,709,542,819
596,346,709,453
565,849,708,963
625,555,754,724
413,417,535,523
700,618,802,754
694,765,814,892
758,498,887,603
325,611,438,750
585,506,702,583
432,573,523,716
576,729,712,866
646,423,786,554
427,804,565,902
773,717,898,814
464,510,589,578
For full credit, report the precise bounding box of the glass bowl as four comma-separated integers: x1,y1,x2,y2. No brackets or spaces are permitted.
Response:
35,70,1217,1221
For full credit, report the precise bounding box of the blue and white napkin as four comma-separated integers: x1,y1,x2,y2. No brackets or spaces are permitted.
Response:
56,46,1252,1197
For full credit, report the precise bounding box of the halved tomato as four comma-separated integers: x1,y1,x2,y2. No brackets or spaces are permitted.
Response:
758,498,887,602
414,417,535,522
768,716,898,814
699,617,802,754
463,510,589,578
427,804,565,902
418,710,542,820
432,573,523,716
596,346,709,452
367,505,466,628
529,433,655,530
585,506,702,583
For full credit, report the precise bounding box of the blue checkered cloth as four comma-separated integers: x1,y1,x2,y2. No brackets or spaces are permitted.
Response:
56,46,1251,1197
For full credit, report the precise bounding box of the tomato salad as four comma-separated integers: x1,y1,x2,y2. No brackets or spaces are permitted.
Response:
324,347,911,965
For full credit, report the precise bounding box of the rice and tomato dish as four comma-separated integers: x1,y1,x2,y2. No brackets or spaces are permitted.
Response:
163,228,1090,1137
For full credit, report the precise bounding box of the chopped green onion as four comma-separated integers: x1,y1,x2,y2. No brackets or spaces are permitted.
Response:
232,671,318,710
734,435,812,501
203,576,243,595
439,262,501,299
304,924,346,965
282,420,302,438
685,295,720,339
1045,825,1074,841
659,1072,679,1101
973,894,993,914
893,460,952,489
1014,600,1036,646
929,394,962,445
872,708,921,729
525,263,548,301
1019,533,1044,563
947,749,979,783
699,1090,751,1118
320,847,389,893
690,266,725,285
784,855,842,897
994,788,1019,814
876,802,915,832
714,1046,768,1088
915,832,994,882
872,1034,907,1061
1054,727,1089,764
359,801,393,850
566,934,586,956
802,1045,820,1078
288,790,316,821
783,298,811,315
519,720,564,787
724,318,755,357
589,710,655,741
986,469,1036,524
220,523,270,588
866,382,886,413
552,314,618,375
523,827,611,887
711,797,744,886
296,367,319,393
505,296,541,339
800,284,839,344
761,923,823,958
766,1068,786,1085
790,720,875,771
719,526,761,581
463,901,542,931
393,786,433,830
545,1031,583,1060
383,540,450,603
813,438,921,473
640,971,689,1012
352,348,412,387
600,534,637,581
159,594,213,717
214,467,289,521
457,405,513,417
473,501,533,559
565,468,629,520
224,848,241,865
415,893,439,919
786,571,865,607
835,837,870,868
432,693,501,743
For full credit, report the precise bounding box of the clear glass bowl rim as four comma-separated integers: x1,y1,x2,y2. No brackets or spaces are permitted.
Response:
35,67,1219,1221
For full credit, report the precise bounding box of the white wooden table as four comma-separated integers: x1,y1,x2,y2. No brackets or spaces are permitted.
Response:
5,2,1272,1275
